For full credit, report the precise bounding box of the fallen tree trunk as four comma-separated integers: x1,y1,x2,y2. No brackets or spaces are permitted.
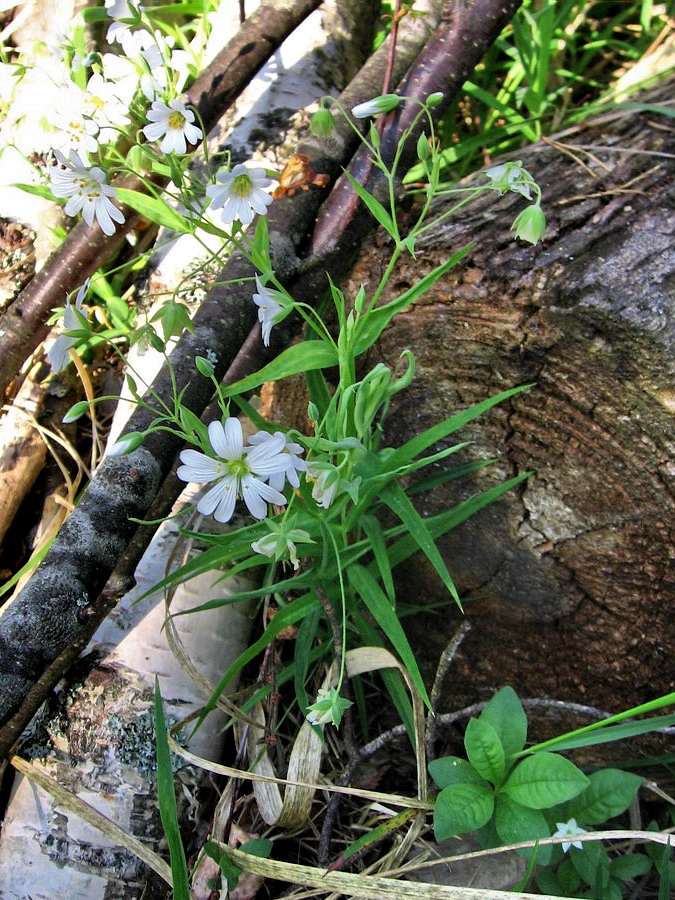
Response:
346,81,675,724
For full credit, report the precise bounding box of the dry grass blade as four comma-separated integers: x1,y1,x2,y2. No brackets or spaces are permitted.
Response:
224,846,577,900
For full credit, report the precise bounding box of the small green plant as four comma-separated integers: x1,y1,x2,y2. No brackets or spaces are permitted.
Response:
430,686,675,898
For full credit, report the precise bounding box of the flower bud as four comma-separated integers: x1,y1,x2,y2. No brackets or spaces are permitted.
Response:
106,431,145,456
511,204,546,245
426,91,444,107
416,132,430,161
351,94,400,119
63,400,90,423
310,108,336,137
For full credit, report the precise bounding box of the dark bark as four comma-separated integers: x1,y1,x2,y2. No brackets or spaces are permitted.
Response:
349,82,675,733
0,0,323,402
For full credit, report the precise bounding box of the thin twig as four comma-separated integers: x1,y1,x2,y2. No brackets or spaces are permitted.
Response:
426,621,471,760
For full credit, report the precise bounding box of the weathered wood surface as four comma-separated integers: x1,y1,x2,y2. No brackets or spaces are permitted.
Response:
343,86,675,721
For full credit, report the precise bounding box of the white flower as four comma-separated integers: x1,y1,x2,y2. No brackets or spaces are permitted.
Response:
50,92,100,158
351,94,400,119
553,818,586,853
247,428,306,491
306,687,352,728
83,73,132,138
176,418,288,522
143,99,202,154
306,463,340,509
102,31,166,101
485,161,533,200
48,278,90,373
206,163,273,226
250,522,313,570
49,149,125,236
251,275,285,346
105,0,144,47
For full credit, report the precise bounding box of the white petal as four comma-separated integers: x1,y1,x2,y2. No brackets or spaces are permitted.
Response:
177,449,221,482
197,478,237,523
241,476,286,519
206,420,228,458
221,418,244,459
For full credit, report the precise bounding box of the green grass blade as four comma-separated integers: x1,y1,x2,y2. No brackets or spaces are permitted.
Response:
360,514,395,603
523,693,675,755
382,384,531,473
348,563,431,709
154,679,191,900
380,482,460,607
221,342,338,397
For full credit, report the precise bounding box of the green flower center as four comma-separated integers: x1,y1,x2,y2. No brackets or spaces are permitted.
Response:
227,458,251,478
168,111,186,130
231,173,253,197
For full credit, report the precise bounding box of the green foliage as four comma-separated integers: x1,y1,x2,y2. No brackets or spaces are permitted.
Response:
153,680,190,900
430,686,668,896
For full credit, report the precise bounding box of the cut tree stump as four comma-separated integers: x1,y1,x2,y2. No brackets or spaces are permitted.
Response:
378,86,675,724
268,81,675,731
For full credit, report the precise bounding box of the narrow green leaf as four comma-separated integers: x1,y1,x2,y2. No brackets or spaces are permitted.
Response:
480,686,528,761
115,187,192,233
658,838,672,900
433,782,495,840
382,384,531,473
348,563,431,709
428,756,488,790
352,610,415,741
221,342,338,397
342,170,397,237
379,482,460,607
294,606,320,714
12,182,56,201
568,768,643,825
360,514,395,602
153,679,190,900
494,795,551,864
502,752,589,809
465,718,506,785
192,592,320,732
386,472,530,569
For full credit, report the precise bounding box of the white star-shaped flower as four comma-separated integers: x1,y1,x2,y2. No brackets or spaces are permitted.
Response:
48,278,91,373
143,99,202,155
49,150,125,236
206,163,273,226
176,419,288,523
306,463,340,509
247,428,306,490
553,818,586,853
251,275,286,346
